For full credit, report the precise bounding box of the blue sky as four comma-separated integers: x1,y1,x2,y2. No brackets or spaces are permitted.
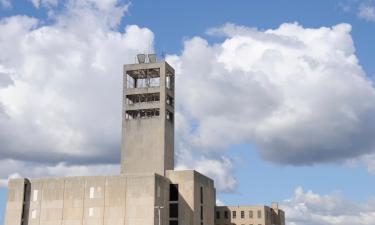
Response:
1,1,375,224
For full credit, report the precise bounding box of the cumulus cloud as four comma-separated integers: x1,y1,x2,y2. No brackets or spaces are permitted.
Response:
283,187,375,225
167,22,375,167
0,0,153,170
0,159,119,187
175,148,236,192
358,3,375,22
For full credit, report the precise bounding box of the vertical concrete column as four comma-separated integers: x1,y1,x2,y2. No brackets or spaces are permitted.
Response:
4,178,27,225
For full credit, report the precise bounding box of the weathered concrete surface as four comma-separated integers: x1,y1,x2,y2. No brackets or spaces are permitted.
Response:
121,61,175,176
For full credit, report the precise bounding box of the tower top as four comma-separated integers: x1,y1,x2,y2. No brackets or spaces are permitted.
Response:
121,56,175,175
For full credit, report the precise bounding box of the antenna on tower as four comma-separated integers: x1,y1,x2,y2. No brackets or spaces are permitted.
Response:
161,50,166,60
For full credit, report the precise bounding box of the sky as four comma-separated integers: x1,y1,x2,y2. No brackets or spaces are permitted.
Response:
0,0,375,225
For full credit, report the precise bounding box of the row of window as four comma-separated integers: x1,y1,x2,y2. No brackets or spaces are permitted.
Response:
31,186,102,201
28,207,101,220
216,210,262,219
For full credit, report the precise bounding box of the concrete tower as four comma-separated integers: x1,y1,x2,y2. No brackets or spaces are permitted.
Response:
121,54,175,175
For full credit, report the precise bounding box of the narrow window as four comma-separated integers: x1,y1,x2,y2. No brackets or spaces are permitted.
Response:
32,190,38,202
241,211,244,219
200,186,203,204
169,221,178,225
169,203,178,218
200,205,203,220
257,210,262,218
89,208,94,217
216,211,220,219
89,187,95,199
31,209,37,219
169,184,178,201
232,211,236,219
224,211,228,219
157,185,161,198
249,210,253,218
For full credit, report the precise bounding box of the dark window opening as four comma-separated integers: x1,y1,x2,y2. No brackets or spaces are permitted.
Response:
169,184,178,201
200,205,203,220
216,211,220,219
166,95,174,107
224,211,229,219
200,186,203,204
166,110,174,122
169,221,178,225
232,211,236,219
125,108,160,120
169,203,178,218
125,93,160,104
241,211,244,219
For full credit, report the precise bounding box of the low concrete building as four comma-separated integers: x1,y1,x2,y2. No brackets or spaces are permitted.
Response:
215,203,285,225
4,54,284,225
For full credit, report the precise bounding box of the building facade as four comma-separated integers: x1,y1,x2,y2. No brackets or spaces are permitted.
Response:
4,55,284,225
215,204,285,225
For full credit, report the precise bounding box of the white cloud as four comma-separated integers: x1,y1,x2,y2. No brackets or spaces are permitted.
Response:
283,187,375,225
175,147,236,192
358,3,375,22
0,159,119,187
0,1,153,169
167,22,375,167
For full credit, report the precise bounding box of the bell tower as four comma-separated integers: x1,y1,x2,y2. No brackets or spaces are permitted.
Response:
121,54,175,175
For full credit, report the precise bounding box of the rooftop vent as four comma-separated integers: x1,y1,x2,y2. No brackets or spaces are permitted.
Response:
137,54,146,64
148,54,157,63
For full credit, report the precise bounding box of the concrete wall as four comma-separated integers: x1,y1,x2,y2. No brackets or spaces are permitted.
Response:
166,170,215,225
4,175,165,225
4,179,26,225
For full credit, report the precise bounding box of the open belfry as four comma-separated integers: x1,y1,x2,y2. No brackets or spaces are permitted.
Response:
4,55,285,225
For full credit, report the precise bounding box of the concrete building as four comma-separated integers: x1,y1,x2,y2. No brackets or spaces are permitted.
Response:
4,54,284,225
215,203,285,225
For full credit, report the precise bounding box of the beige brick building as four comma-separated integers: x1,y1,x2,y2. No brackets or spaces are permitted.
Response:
4,55,285,225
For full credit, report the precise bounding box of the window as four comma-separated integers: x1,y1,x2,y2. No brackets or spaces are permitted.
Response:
166,95,174,106
200,205,204,220
216,211,220,219
232,211,236,219
89,208,94,217
89,187,95,199
166,110,174,122
241,211,244,219
31,209,37,219
224,211,229,219
249,210,253,218
169,221,178,225
32,190,38,201
200,186,204,204
169,203,178,218
169,184,178,201
257,210,262,218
